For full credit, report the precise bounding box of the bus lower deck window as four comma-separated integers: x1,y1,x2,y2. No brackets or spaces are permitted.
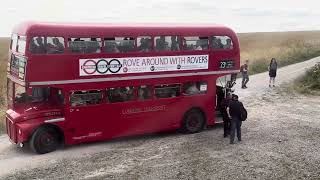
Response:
138,85,152,100
183,81,207,95
155,84,181,98
107,87,135,103
70,90,103,106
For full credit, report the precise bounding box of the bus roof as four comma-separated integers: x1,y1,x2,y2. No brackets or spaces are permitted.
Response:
13,22,237,37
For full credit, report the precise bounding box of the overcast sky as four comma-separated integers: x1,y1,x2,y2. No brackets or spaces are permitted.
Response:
1,0,319,36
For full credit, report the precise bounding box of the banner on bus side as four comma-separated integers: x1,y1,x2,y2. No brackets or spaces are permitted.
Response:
79,54,209,76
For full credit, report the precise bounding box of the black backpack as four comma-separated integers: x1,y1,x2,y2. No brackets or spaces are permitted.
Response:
240,103,248,121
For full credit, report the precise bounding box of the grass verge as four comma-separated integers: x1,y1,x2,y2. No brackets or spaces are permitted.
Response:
293,63,320,95
242,40,320,75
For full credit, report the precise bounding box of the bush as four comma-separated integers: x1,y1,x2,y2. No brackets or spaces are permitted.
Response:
295,63,320,94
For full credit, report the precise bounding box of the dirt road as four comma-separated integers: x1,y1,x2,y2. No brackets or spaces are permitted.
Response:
0,57,319,179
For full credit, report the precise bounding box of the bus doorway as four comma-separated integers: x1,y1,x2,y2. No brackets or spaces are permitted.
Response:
215,73,237,123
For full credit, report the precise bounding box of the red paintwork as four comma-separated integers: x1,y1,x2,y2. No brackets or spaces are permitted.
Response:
6,22,240,146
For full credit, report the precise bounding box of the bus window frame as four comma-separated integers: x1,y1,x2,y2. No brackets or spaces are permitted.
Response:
154,83,182,99
106,86,137,104
209,35,235,51
67,37,103,54
28,36,68,56
182,81,208,96
137,85,154,101
10,34,18,52
69,89,104,107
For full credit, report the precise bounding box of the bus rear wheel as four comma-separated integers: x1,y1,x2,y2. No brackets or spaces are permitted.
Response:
30,126,60,154
182,109,205,133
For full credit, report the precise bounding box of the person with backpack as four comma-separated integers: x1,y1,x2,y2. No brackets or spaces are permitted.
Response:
227,94,247,144
268,58,278,87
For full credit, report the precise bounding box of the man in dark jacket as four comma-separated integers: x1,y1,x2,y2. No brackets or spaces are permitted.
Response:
220,93,232,137
227,94,244,144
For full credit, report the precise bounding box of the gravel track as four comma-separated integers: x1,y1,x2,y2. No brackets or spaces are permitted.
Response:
0,57,319,179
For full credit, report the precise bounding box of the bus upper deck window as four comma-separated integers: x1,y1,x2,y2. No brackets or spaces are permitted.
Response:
154,36,180,52
29,37,46,54
137,36,152,52
104,37,135,53
17,36,26,53
68,38,101,54
211,36,233,49
46,37,65,54
183,36,208,51
10,34,18,51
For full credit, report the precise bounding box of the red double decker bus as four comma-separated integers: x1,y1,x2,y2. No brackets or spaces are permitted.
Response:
6,22,240,154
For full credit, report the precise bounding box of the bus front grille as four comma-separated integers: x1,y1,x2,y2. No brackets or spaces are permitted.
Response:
6,117,17,144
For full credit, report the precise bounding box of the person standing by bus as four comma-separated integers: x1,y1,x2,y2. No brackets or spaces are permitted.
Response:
240,60,249,89
227,94,243,144
268,58,278,87
220,93,232,137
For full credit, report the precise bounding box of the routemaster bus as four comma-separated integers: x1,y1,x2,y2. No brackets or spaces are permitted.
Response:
6,22,240,154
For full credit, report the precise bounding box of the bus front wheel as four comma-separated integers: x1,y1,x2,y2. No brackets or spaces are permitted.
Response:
30,126,60,154
182,109,205,133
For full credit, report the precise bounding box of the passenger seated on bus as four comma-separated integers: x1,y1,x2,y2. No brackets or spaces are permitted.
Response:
155,36,167,51
163,42,170,51
121,37,135,52
109,88,125,103
46,42,56,53
199,38,208,49
224,39,233,49
69,38,84,53
112,43,120,53
85,38,100,53
184,82,200,95
139,38,151,52
29,39,38,54
138,88,150,100
53,38,64,52
106,41,120,53
170,87,180,97
195,41,203,50
212,37,223,49
47,38,64,54
156,88,168,98
31,37,46,54
217,39,224,49
71,95,84,106
171,36,180,51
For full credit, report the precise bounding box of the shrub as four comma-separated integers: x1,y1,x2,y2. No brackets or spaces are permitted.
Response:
295,63,320,94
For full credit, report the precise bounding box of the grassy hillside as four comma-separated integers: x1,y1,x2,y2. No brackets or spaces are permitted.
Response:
238,31,320,74
1,31,320,133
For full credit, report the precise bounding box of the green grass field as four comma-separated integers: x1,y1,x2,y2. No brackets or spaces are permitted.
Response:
1,31,320,133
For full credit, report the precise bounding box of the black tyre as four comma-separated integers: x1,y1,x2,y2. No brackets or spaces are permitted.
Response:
182,109,205,133
30,126,60,154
